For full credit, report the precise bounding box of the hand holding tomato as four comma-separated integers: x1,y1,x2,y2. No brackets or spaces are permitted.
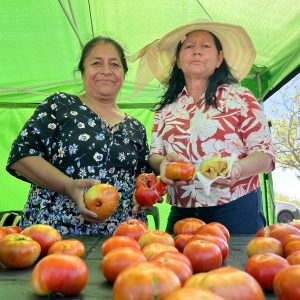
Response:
134,173,166,207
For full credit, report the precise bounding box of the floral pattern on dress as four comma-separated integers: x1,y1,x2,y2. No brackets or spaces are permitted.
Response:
7,92,150,235
150,84,275,208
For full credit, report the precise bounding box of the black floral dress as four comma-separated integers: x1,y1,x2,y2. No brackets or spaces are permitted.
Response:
7,92,150,235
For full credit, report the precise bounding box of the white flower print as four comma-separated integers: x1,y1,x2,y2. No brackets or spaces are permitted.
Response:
190,113,219,141
78,167,87,178
93,152,103,162
78,134,90,141
37,112,47,119
77,122,85,129
88,119,96,127
68,144,78,155
21,129,28,137
58,146,66,158
87,166,95,173
48,123,57,130
51,103,57,110
118,152,126,161
70,111,78,116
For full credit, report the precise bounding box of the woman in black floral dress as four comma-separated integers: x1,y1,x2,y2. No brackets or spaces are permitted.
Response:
6,37,150,235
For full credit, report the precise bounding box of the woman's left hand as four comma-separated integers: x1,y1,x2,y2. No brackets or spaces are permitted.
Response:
211,162,242,189
132,192,163,215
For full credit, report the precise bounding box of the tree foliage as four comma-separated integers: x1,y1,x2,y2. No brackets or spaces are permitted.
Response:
269,75,300,179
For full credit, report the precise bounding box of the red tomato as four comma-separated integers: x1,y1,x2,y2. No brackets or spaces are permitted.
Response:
138,230,174,248
188,234,229,261
173,217,205,235
142,242,178,260
284,239,300,257
183,239,222,273
0,233,41,269
113,262,181,300
150,250,193,272
1,225,22,234
194,224,227,241
21,224,62,256
208,222,230,241
186,266,265,300
84,183,119,221
101,247,147,283
152,254,193,285
31,254,88,296
113,218,149,241
286,250,300,265
174,233,194,252
289,222,300,231
0,227,8,238
165,161,195,181
164,287,226,300
184,273,208,287
135,173,166,206
256,223,300,243
273,265,300,300
101,235,141,256
47,239,85,257
246,236,284,257
245,253,290,290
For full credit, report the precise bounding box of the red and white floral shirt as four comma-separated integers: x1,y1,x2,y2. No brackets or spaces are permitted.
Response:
150,84,276,208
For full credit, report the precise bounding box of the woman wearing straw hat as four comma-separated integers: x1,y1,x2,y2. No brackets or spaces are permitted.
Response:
129,20,275,234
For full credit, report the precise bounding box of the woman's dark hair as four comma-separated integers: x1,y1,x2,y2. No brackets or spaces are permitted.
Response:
154,32,238,111
77,36,128,75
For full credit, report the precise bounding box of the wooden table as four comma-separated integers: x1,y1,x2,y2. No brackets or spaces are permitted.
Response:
0,235,277,300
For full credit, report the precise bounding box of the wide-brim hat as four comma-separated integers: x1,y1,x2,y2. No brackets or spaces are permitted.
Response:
128,19,256,92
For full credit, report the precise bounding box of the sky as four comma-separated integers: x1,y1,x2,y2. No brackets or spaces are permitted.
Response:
263,74,299,200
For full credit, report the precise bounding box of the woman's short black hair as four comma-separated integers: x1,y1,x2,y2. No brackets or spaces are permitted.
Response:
77,37,128,75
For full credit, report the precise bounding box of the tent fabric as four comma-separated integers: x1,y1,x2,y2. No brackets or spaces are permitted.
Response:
1,1,299,227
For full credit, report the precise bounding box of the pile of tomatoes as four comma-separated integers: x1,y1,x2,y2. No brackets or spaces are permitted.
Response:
0,224,87,296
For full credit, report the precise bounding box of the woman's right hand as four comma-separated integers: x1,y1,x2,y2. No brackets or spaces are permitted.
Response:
64,178,102,223
159,152,191,186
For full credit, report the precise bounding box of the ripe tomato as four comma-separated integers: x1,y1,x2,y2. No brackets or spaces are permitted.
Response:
113,218,149,241
186,266,265,300
208,222,230,241
256,223,300,243
184,273,208,287
173,217,205,235
31,254,88,296
21,224,62,256
246,236,284,257
135,173,167,207
150,250,193,272
286,250,300,265
0,233,41,269
0,225,22,234
188,234,229,261
174,233,194,252
47,239,85,257
164,287,226,300
183,239,222,273
101,235,141,256
194,224,227,241
142,242,178,260
284,239,300,257
273,265,300,300
113,262,181,300
245,253,290,290
152,254,193,285
84,183,119,221
138,230,174,248
101,247,146,283
165,161,195,181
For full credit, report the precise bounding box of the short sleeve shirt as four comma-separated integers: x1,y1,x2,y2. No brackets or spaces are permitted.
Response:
7,92,150,235
150,84,275,208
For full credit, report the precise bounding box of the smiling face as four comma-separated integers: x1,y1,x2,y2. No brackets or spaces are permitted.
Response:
177,30,224,82
82,42,125,100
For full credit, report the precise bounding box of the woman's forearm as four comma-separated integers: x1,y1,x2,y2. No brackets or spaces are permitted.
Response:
149,154,165,175
237,152,274,179
9,156,72,195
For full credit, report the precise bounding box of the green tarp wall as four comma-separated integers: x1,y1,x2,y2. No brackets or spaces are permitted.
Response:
1,1,300,230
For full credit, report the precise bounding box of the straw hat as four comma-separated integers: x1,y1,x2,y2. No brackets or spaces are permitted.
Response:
128,19,256,92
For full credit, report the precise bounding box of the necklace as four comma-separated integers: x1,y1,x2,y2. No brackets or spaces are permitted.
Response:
81,94,124,127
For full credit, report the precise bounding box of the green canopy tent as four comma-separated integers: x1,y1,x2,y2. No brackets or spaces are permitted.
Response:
1,0,299,229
